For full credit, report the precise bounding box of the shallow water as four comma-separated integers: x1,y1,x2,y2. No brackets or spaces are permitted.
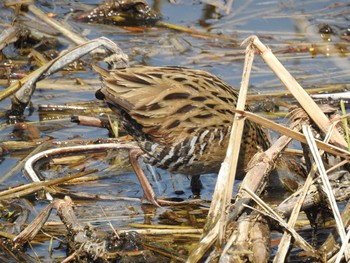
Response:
0,0,349,261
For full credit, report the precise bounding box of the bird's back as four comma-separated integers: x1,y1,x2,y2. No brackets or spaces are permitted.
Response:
95,66,270,177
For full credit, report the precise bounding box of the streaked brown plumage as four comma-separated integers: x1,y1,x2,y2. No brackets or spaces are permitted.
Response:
95,65,270,205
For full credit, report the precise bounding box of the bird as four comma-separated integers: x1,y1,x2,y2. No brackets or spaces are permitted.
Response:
94,65,271,206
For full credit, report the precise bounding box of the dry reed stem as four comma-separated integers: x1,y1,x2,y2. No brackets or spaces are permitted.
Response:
248,35,347,149
274,117,335,262
189,35,342,262
128,223,200,230
0,142,47,184
312,91,350,100
21,142,198,206
303,125,350,261
0,169,96,201
322,202,350,259
219,35,255,239
143,243,186,262
28,5,88,45
228,132,293,222
0,37,126,103
24,143,138,178
334,231,350,263
242,187,322,260
236,110,350,160
274,163,315,262
1,78,100,90
13,203,54,247
23,143,138,201
0,27,18,50
248,84,350,101
186,224,219,263
155,21,238,42
186,38,255,262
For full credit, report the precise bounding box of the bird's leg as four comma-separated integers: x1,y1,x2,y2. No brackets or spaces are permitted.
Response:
129,149,160,207
190,174,203,196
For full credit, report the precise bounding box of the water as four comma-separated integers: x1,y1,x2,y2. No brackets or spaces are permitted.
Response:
0,0,349,261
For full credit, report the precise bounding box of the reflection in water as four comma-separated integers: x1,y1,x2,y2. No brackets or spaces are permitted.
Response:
199,4,222,28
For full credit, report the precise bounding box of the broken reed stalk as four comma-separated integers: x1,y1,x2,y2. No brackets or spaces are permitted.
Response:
334,231,350,263
219,133,295,261
21,140,200,206
143,243,187,262
219,35,256,239
274,123,334,262
303,125,350,261
155,21,238,42
0,142,47,184
17,143,136,201
0,169,97,201
221,213,270,262
247,84,350,101
228,130,294,222
28,5,88,45
13,203,55,247
1,37,127,112
274,162,316,262
238,111,350,261
242,187,322,260
189,35,350,262
0,27,18,50
24,143,139,184
249,35,347,149
186,33,255,263
237,110,350,160
322,201,350,260
193,35,350,261
215,39,254,239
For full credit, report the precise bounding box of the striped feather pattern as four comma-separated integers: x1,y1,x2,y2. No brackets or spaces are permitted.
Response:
95,65,270,177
